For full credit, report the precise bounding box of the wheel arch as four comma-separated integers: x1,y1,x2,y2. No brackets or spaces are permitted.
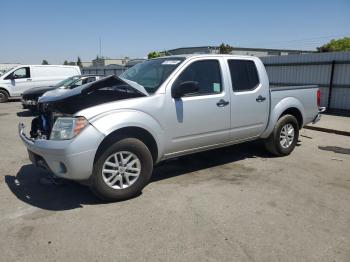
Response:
279,107,303,130
261,97,305,138
0,87,10,103
0,87,10,96
94,126,159,165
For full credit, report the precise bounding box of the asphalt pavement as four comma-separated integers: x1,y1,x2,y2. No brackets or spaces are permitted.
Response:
0,101,350,262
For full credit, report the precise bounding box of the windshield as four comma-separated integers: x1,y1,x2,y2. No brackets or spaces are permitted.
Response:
120,57,185,94
54,76,81,88
1,67,15,76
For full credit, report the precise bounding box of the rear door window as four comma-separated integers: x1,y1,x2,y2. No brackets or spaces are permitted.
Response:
228,60,259,92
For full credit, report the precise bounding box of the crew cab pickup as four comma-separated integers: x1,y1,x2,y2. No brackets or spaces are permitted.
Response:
18,55,324,201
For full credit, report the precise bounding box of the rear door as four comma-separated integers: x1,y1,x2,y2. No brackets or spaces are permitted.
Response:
227,59,269,140
164,58,231,154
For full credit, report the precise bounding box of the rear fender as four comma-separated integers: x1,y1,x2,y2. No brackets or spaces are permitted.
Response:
260,97,305,139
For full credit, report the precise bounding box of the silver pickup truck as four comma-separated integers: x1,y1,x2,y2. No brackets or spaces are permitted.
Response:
19,55,323,201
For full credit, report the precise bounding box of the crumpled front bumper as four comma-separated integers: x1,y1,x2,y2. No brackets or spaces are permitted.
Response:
18,122,105,181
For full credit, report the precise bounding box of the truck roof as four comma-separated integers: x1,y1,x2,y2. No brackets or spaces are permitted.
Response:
154,54,260,60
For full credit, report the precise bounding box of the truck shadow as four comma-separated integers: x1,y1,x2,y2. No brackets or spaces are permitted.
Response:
5,165,100,211
6,141,272,211
151,140,271,183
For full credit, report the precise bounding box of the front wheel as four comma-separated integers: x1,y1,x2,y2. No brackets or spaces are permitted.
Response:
90,138,153,201
264,114,299,156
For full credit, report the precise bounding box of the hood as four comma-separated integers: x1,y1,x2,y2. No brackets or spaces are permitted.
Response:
37,75,148,114
39,75,148,104
22,86,57,98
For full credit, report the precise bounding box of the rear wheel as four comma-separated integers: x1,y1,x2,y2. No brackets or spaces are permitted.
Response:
264,114,299,156
0,90,8,103
90,138,153,201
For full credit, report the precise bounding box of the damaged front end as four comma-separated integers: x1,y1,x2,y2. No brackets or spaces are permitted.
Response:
27,75,148,140
30,103,70,139
18,75,146,180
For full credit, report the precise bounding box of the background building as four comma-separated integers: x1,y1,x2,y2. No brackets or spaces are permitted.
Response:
92,58,129,67
261,51,350,112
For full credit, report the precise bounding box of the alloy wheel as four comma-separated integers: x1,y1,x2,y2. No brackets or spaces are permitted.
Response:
279,123,295,149
101,151,141,190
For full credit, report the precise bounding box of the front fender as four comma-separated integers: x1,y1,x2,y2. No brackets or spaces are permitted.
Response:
261,97,305,139
89,109,165,160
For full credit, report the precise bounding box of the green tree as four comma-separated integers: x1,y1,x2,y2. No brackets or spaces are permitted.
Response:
219,43,234,54
317,37,350,52
77,56,82,67
148,51,161,59
41,59,49,65
63,60,68,65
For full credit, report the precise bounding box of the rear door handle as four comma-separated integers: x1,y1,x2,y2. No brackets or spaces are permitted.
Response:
256,95,266,102
216,99,229,107
26,78,32,81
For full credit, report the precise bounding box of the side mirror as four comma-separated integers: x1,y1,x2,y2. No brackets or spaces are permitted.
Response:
172,81,199,99
7,74,16,80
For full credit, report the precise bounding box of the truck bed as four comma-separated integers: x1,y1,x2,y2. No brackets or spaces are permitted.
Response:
269,85,319,128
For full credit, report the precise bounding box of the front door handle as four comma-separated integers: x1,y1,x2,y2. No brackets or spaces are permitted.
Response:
26,78,32,81
216,99,229,107
256,95,266,102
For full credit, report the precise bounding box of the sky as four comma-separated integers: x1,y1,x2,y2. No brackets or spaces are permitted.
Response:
0,0,349,64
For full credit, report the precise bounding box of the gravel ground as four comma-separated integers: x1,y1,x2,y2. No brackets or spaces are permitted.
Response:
0,101,350,262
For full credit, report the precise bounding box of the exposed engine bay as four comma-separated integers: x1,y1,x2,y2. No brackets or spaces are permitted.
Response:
30,75,147,139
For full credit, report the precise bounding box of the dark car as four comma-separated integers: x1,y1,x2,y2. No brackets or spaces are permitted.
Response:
21,75,102,112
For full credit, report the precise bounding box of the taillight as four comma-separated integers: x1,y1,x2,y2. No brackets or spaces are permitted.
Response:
317,89,321,107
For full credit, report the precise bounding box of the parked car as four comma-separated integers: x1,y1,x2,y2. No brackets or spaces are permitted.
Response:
0,65,81,103
21,75,103,112
19,55,324,201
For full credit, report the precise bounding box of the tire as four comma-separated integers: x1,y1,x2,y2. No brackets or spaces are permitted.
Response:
264,114,299,157
90,138,153,201
0,90,9,103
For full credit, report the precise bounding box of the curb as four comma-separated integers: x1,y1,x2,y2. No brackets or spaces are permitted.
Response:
304,125,350,137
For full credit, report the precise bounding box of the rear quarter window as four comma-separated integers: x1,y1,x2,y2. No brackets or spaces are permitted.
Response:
228,60,260,92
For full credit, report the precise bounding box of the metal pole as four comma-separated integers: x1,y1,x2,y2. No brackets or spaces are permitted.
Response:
99,37,102,58
327,60,335,110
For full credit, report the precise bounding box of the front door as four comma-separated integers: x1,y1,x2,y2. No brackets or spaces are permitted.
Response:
164,58,231,155
5,67,33,96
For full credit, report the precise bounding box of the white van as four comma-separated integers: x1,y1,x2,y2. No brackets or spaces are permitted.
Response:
0,65,81,102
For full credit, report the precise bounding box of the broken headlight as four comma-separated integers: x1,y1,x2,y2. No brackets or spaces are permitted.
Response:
50,116,88,140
